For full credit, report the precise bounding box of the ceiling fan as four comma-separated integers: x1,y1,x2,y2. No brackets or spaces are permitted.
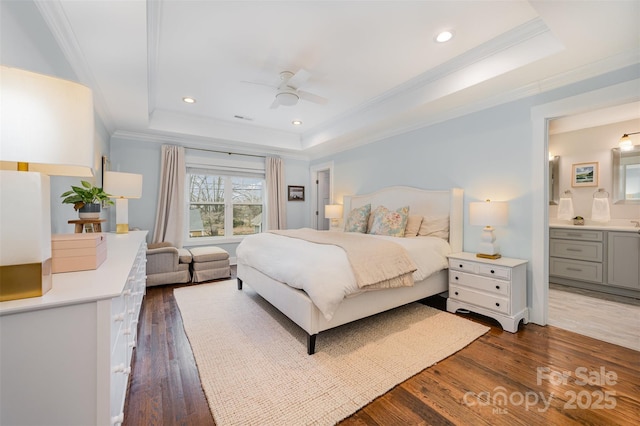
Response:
244,69,328,109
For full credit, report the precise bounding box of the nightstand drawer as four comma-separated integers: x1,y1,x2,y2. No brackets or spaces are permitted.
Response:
450,285,510,315
477,264,511,280
448,259,478,273
550,257,603,283
449,271,509,297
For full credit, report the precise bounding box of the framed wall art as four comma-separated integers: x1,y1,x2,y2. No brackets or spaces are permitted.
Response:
572,162,598,187
288,185,305,201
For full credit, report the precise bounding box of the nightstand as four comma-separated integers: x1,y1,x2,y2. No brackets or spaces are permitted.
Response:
446,252,528,332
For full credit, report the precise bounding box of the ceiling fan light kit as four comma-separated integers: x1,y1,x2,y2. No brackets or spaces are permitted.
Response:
276,91,299,106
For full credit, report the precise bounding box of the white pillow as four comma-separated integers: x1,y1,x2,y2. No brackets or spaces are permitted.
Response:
418,216,449,240
404,215,423,237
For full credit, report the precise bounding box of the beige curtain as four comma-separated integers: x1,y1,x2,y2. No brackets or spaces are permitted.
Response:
152,145,185,246
265,156,286,230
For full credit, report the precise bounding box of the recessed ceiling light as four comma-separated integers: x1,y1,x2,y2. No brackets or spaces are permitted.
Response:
182,97,196,104
292,120,302,126
435,30,454,43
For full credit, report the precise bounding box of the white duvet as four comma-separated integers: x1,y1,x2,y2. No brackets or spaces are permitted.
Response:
236,230,451,320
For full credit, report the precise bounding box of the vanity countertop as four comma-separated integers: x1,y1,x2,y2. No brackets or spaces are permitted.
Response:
550,223,639,232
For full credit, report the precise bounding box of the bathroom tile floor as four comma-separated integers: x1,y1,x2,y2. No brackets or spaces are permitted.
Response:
549,283,640,351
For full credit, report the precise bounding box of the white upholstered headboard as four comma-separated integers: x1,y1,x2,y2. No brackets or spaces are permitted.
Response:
343,186,464,253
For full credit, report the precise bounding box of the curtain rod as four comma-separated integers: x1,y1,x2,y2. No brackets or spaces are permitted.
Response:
187,146,266,159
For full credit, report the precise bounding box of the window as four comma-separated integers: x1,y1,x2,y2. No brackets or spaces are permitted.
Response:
188,173,264,239
612,146,640,204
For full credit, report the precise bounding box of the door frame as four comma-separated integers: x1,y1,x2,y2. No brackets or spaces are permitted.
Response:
309,161,335,230
530,78,640,326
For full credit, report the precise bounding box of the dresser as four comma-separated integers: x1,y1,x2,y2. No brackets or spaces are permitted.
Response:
446,252,528,332
0,231,147,426
549,226,639,297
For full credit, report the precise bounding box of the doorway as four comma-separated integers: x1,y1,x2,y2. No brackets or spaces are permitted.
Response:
309,162,335,231
531,78,639,326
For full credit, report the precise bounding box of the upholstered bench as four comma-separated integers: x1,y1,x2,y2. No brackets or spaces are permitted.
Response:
189,246,231,283
146,242,192,286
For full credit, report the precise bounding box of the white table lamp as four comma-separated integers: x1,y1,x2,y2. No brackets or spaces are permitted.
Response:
103,171,143,234
0,66,94,301
324,204,343,231
469,199,509,259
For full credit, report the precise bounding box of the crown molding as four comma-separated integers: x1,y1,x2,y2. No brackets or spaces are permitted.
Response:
306,51,640,160
34,0,116,135
111,130,311,162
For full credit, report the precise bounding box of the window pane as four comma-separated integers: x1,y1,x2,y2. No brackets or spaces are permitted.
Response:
233,205,262,235
232,177,263,203
190,204,225,237
189,174,225,202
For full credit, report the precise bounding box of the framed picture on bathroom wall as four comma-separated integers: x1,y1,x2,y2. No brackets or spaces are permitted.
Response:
572,162,599,187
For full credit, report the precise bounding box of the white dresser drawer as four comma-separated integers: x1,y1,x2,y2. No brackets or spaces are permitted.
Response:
450,285,510,315
449,270,509,297
477,264,511,280
550,257,603,283
448,259,478,273
550,239,603,262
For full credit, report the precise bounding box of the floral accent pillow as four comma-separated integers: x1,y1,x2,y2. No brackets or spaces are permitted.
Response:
344,204,371,233
368,205,410,237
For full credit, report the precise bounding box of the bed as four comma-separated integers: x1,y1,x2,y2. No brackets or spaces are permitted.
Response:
236,186,464,354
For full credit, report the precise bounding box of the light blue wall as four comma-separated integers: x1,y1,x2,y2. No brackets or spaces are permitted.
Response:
1,0,111,234
314,98,535,261
109,136,311,255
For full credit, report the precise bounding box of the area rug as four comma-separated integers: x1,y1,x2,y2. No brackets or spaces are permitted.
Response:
174,280,489,426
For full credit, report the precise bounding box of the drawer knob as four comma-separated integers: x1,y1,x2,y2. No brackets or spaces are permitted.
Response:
454,291,459,296
455,276,459,280
495,302,500,307
490,269,495,274
459,264,463,268
495,285,500,290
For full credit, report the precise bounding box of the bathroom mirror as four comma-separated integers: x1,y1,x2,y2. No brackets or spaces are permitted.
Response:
549,155,560,205
612,146,640,204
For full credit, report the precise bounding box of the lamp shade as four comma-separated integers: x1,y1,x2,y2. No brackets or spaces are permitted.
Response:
103,171,143,234
0,65,94,176
0,66,94,301
324,204,343,219
469,200,508,227
103,171,143,199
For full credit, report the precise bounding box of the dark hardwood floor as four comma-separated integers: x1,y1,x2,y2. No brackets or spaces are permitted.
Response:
124,267,640,425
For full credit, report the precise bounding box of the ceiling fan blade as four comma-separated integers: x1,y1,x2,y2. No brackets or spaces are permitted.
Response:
240,80,276,89
287,68,311,90
269,98,280,109
298,90,328,105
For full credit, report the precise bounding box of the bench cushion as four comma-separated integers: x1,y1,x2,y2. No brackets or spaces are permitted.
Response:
190,246,229,262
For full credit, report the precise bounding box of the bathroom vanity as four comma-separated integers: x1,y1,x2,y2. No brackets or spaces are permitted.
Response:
550,223,640,298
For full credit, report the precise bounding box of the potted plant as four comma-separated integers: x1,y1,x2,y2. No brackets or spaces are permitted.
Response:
573,215,585,226
61,180,114,218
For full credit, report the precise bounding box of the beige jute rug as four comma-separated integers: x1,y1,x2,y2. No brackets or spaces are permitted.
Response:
174,280,489,426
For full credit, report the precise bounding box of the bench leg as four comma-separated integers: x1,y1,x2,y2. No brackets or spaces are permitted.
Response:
307,334,317,355
237,278,243,290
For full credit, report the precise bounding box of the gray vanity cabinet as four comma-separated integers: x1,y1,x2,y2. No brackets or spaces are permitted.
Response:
607,231,640,290
550,227,639,297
